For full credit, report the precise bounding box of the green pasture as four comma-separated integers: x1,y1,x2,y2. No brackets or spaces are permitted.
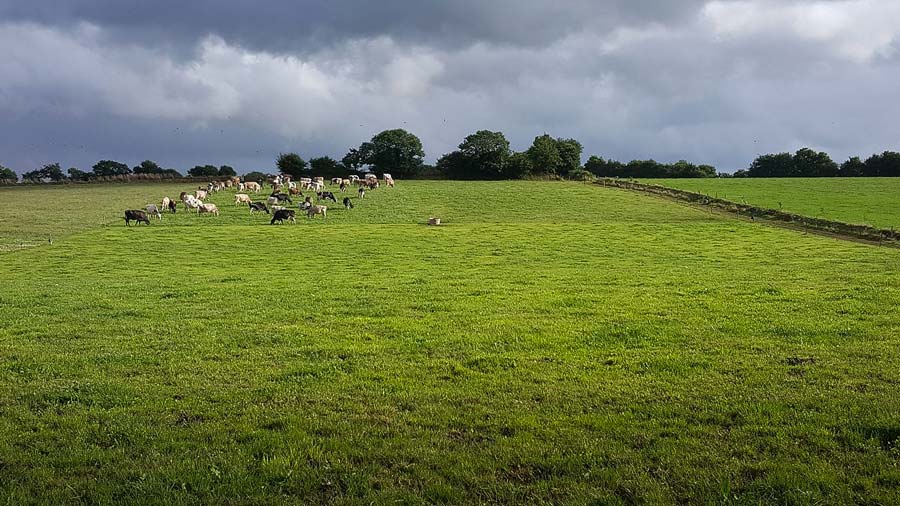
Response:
1,181,899,504
641,177,900,229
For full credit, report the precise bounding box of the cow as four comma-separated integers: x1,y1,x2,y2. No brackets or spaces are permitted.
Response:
339,182,347,193
196,190,208,200
234,193,251,205
161,197,172,211
317,191,337,203
271,209,296,224
249,202,269,214
199,203,219,216
343,197,354,209
146,204,162,220
300,196,313,211
358,187,366,198
383,173,394,187
245,182,261,192
288,187,302,196
184,197,203,213
331,177,342,186
237,182,246,192
124,209,150,226
308,205,327,221
167,199,177,214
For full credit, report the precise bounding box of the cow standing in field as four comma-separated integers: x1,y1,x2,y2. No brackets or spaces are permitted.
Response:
308,205,327,221
358,187,365,198
146,204,162,220
161,197,172,211
271,209,296,224
168,199,177,214
124,210,150,226
343,197,354,209
234,193,251,206
249,202,269,214
317,191,337,203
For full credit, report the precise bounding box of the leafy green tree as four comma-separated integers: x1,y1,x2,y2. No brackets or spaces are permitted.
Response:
793,148,838,177
133,160,164,174
504,152,533,179
555,138,583,176
243,171,269,183
526,134,562,175
839,156,865,177
276,153,308,178
435,151,470,179
218,165,237,177
67,167,91,181
309,156,342,176
188,165,220,177
341,148,365,172
22,163,66,182
747,152,793,177
0,164,16,181
459,130,511,179
863,151,900,177
92,160,131,177
359,129,425,178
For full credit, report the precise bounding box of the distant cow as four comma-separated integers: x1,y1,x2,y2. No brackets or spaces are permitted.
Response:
343,197,354,209
146,204,162,220
167,199,177,213
331,177,342,185
124,209,150,226
358,187,365,198
307,205,327,221
271,209,296,224
249,202,269,214
196,190,208,200
234,193,251,205
317,191,337,203
245,182,261,192
161,197,172,211
199,203,220,216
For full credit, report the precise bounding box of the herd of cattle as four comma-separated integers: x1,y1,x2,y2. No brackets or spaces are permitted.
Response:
123,173,394,225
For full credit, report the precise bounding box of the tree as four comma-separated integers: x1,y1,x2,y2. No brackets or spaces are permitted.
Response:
0,164,16,181
359,129,425,178
133,160,163,174
863,151,900,177
22,163,66,182
188,165,220,177
243,171,269,183
276,152,308,178
555,138,583,176
457,130,511,179
792,148,838,177
341,148,365,172
435,151,470,180
67,167,91,181
92,160,131,177
526,134,562,175
218,165,237,177
309,156,342,176
840,156,865,177
747,152,793,177
504,152,533,179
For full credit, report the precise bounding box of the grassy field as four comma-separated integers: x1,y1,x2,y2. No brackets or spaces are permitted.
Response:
0,183,191,252
1,180,899,504
640,177,900,229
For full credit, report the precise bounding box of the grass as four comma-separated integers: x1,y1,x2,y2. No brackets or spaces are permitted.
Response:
1,180,900,504
640,177,900,230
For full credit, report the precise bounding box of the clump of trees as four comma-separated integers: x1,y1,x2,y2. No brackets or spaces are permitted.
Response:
739,149,900,177
22,163,67,182
584,157,716,178
187,164,235,178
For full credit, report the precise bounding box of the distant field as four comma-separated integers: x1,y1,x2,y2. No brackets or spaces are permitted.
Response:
0,183,189,251
2,181,900,504
640,177,900,229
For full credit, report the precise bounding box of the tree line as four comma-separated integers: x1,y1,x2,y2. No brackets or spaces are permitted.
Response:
4,128,899,183
733,148,900,178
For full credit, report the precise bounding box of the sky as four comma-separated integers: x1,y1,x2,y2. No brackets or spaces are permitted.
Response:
1,0,899,174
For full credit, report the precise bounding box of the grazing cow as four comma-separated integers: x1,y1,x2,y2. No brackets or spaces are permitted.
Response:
196,190,208,200
167,199,177,214
310,181,324,192
317,191,337,203
383,173,394,187
124,209,150,226
184,197,203,213
199,203,220,216
271,209,296,224
146,204,162,220
308,205,327,220
358,187,366,198
289,187,302,196
343,197,354,209
224,179,233,188
331,177,342,186
339,182,347,193
245,182,261,192
234,193,251,205
349,175,360,183
249,202,269,214
272,192,293,203
162,196,171,208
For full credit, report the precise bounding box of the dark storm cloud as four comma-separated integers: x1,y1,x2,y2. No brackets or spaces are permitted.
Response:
0,0,706,52
1,0,899,174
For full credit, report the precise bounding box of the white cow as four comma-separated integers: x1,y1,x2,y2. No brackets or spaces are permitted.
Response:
145,204,162,220
199,203,219,216
234,193,251,205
